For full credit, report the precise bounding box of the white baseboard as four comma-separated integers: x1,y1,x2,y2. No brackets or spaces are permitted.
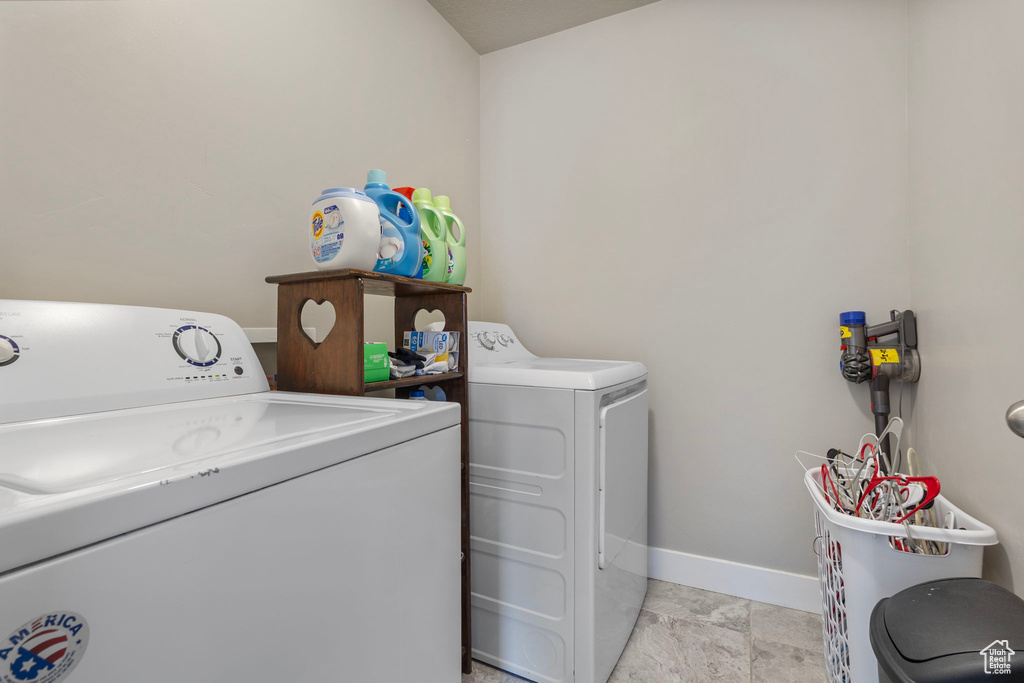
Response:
648,546,820,613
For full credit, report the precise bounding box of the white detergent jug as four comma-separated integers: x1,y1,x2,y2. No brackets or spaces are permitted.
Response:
310,188,382,271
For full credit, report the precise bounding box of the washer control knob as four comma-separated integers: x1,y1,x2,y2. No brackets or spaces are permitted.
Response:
173,326,222,366
497,334,509,346
480,332,496,350
0,337,17,365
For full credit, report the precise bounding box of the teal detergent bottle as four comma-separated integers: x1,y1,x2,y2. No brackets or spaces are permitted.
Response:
434,195,467,285
413,188,448,282
364,169,422,277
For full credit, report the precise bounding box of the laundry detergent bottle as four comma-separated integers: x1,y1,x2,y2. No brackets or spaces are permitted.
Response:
393,186,423,278
364,170,422,278
412,188,448,282
309,187,382,271
434,195,467,285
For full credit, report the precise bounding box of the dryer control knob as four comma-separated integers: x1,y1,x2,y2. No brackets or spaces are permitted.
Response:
498,334,509,346
480,332,496,350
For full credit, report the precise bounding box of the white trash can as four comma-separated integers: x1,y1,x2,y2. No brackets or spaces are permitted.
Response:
805,467,998,683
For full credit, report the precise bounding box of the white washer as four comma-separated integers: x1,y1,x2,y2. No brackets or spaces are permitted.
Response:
0,300,462,683
467,322,648,683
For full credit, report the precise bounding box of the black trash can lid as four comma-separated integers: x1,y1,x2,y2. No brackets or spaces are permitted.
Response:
872,578,1024,682
884,578,1024,660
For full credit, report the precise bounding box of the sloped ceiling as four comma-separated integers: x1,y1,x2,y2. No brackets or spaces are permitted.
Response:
427,0,659,54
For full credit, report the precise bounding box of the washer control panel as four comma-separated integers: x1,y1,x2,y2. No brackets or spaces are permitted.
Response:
155,315,252,384
0,300,268,425
467,321,536,363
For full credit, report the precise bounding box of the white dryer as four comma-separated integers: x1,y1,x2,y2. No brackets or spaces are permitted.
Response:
0,300,462,683
467,322,648,683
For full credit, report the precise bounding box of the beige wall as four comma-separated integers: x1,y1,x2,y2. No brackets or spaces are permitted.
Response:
480,0,910,575
7,0,1023,588
908,0,1024,589
0,0,480,346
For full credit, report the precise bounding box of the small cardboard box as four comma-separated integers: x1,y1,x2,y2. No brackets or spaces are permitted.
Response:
364,342,389,383
402,331,460,371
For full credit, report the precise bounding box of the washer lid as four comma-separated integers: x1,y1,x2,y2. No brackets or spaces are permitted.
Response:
0,391,459,573
469,357,647,390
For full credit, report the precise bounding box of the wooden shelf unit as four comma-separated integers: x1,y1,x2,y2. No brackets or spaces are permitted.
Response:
365,371,464,393
265,269,473,674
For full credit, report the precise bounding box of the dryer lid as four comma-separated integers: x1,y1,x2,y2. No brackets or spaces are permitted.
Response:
469,357,647,390
467,321,646,390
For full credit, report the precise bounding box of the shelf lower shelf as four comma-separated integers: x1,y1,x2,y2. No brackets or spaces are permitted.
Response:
363,371,464,392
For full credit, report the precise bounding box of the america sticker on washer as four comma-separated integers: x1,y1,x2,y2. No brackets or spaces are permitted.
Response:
312,205,345,264
0,611,90,683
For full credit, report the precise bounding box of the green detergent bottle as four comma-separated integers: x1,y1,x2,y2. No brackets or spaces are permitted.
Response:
413,188,448,282
434,195,467,285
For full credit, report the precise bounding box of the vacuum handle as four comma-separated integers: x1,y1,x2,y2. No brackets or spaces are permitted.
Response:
865,310,917,348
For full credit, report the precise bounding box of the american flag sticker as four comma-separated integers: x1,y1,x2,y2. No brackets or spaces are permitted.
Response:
0,612,89,683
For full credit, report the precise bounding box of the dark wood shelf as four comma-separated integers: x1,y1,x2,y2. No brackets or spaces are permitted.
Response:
266,268,471,296
364,371,464,392
267,267,473,675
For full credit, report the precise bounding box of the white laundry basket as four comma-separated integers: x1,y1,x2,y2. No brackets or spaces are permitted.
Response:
805,467,997,683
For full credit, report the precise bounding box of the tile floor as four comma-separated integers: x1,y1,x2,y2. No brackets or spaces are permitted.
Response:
463,579,827,683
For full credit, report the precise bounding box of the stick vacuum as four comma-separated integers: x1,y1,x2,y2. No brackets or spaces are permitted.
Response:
839,310,921,471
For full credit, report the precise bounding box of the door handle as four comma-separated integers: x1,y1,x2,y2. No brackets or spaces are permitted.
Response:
1007,400,1024,439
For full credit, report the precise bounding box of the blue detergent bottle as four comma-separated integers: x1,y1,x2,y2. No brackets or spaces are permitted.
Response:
393,186,423,278
364,169,422,277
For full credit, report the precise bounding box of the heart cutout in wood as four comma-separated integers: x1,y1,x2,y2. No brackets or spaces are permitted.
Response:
300,298,336,347
413,308,446,331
